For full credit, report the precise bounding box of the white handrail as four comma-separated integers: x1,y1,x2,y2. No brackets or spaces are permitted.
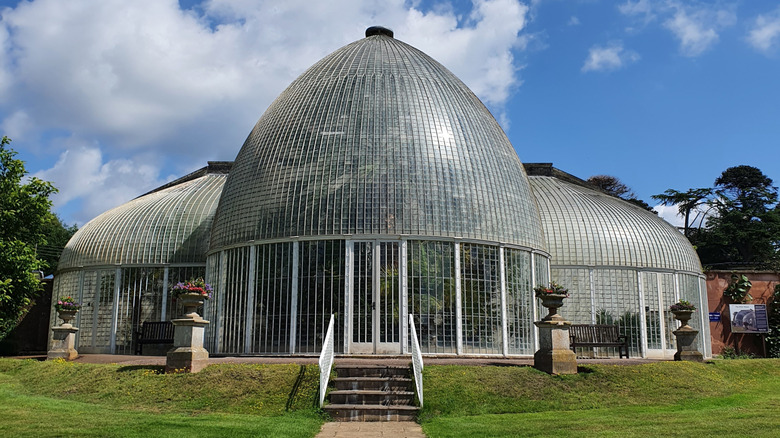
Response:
409,313,424,407
318,314,335,407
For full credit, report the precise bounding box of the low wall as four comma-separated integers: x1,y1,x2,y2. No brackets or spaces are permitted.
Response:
706,270,778,357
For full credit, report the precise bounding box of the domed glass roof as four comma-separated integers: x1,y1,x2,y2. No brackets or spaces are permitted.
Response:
528,172,701,273
210,29,545,251
59,170,227,270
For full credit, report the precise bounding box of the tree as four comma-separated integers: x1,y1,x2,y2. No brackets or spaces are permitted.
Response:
662,165,780,267
652,188,713,238
587,175,635,199
37,214,78,275
0,136,57,339
587,175,654,211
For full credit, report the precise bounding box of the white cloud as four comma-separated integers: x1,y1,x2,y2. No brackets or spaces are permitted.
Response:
0,111,32,140
619,1,736,57
581,41,640,72
618,0,656,23
663,8,718,57
32,140,165,224
653,204,685,229
747,7,780,53
1,0,532,225
568,16,580,26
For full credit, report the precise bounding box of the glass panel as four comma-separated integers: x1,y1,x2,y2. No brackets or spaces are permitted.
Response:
678,273,704,351
460,243,502,355
116,268,165,355
534,253,550,324
643,272,663,350
506,249,533,355
408,241,456,354
592,269,641,357
250,243,292,353
660,273,677,350
94,270,114,349
297,240,345,354
552,267,591,324
352,242,373,344
204,253,221,351
378,242,399,344
219,247,250,354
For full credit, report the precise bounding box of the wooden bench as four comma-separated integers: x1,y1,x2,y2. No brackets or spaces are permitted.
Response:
569,324,629,358
134,321,174,355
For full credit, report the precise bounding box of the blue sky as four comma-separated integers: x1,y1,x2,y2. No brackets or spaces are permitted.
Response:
1,0,779,227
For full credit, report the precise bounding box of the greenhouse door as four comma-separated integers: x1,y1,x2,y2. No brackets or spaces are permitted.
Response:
350,241,401,354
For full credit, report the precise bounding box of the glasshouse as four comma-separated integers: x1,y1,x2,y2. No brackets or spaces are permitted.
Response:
52,27,709,359
525,164,709,359
52,163,230,354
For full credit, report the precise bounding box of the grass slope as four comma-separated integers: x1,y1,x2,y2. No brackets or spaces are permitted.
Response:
0,359,323,437
2,358,779,437
421,359,780,437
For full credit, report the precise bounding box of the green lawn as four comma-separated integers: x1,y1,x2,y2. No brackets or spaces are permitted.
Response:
420,359,780,437
0,359,324,437
1,358,779,437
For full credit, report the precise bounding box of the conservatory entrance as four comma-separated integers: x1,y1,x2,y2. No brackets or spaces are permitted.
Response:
349,241,402,354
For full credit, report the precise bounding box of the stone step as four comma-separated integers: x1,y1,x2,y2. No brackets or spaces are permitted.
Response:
332,376,413,391
334,364,411,378
322,404,420,422
328,389,415,405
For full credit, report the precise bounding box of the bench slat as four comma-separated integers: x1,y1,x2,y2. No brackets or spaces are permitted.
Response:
569,324,629,359
135,321,174,355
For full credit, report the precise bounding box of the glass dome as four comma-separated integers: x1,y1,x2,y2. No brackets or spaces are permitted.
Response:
52,163,228,354
526,163,710,359
209,29,544,251
205,28,549,357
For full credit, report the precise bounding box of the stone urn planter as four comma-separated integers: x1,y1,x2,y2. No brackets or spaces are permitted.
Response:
49,296,81,361
167,278,212,373
669,301,702,362
533,282,576,375
539,293,568,322
57,309,78,327
671,309,694,328
178,292,205,320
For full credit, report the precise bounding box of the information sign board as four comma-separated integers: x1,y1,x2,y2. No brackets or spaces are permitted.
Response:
729,304,769,334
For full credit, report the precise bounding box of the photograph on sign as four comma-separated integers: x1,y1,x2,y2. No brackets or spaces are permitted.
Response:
729,304,769,334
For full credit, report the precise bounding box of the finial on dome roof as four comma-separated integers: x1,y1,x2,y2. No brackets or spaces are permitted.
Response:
365,26,394,38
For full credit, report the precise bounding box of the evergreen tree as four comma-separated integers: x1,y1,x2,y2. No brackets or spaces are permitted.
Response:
697,166,780,267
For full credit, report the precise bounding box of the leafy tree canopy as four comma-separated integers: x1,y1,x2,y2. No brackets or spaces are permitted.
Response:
37,214,78,276
656,165,780,268
587,175,654,211
0,136,58,339
652,188,713,238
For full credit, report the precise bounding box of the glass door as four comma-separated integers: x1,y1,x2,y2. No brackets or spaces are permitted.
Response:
350,241,400,354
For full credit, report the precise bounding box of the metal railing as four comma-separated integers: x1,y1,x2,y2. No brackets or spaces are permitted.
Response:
318,314,335,407
409,314,424,407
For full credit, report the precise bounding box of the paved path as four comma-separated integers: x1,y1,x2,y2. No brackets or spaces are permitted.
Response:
316,421,426,438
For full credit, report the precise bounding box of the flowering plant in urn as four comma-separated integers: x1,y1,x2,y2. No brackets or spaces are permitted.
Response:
533,282,569,298
171,278,212,300
669,300,696,312
54,296,81,312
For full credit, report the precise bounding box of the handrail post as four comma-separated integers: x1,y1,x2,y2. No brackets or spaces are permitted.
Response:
318,314,335,407
409,313,424,407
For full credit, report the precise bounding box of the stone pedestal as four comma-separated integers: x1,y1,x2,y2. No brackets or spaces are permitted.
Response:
673,327,703,362
166,317,210,373
534,319,577,375
48,325,79,361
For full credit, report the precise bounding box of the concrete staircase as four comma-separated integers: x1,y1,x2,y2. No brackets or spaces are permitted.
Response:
322,364,419,421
